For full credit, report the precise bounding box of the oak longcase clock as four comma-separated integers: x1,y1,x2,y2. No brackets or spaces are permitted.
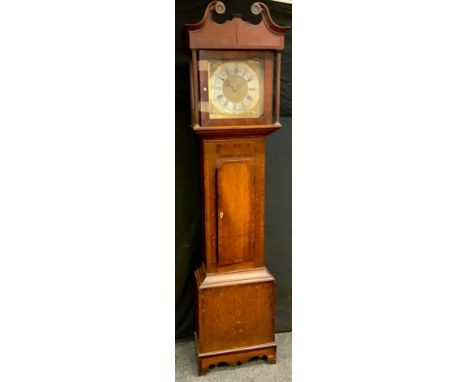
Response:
185,1,289,375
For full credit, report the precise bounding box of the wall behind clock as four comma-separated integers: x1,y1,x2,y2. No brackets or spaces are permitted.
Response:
175,0,292,339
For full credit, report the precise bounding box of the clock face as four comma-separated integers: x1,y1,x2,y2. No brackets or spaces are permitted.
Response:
208,59,264,119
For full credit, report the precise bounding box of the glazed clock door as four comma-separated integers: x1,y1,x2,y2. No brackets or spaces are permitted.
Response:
216,159,255,267
197,50,274,127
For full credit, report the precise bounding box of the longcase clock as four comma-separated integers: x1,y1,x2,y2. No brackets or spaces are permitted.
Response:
185,1,289,375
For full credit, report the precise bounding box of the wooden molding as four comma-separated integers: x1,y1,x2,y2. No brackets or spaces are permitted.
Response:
192,123,281,137
198,338,276,358
196,264,275,289
186,1,289,50
195,332,276,375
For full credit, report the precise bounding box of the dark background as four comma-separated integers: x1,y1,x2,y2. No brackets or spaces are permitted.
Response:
175,0,292,340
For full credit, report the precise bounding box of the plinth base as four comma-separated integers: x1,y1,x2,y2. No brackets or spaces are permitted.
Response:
194,264,276,375
195,332,276,375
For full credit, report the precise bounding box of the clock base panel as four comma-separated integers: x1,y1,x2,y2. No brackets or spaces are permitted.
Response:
194,265,276,375
195,332,276,375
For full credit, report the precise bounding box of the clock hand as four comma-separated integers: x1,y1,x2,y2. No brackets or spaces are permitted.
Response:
232,83,244,92
225,79,234,91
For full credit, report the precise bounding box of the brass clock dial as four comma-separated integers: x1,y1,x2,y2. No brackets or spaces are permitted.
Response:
208,59,264,119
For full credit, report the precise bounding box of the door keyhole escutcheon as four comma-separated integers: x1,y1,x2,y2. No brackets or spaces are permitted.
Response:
219,211,224,219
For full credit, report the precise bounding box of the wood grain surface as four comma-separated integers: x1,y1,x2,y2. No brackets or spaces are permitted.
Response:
186,1,289,374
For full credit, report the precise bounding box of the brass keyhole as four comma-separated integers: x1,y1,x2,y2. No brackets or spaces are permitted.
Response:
219,211,224,219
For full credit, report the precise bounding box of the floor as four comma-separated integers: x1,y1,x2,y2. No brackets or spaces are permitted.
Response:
175,332,291,381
